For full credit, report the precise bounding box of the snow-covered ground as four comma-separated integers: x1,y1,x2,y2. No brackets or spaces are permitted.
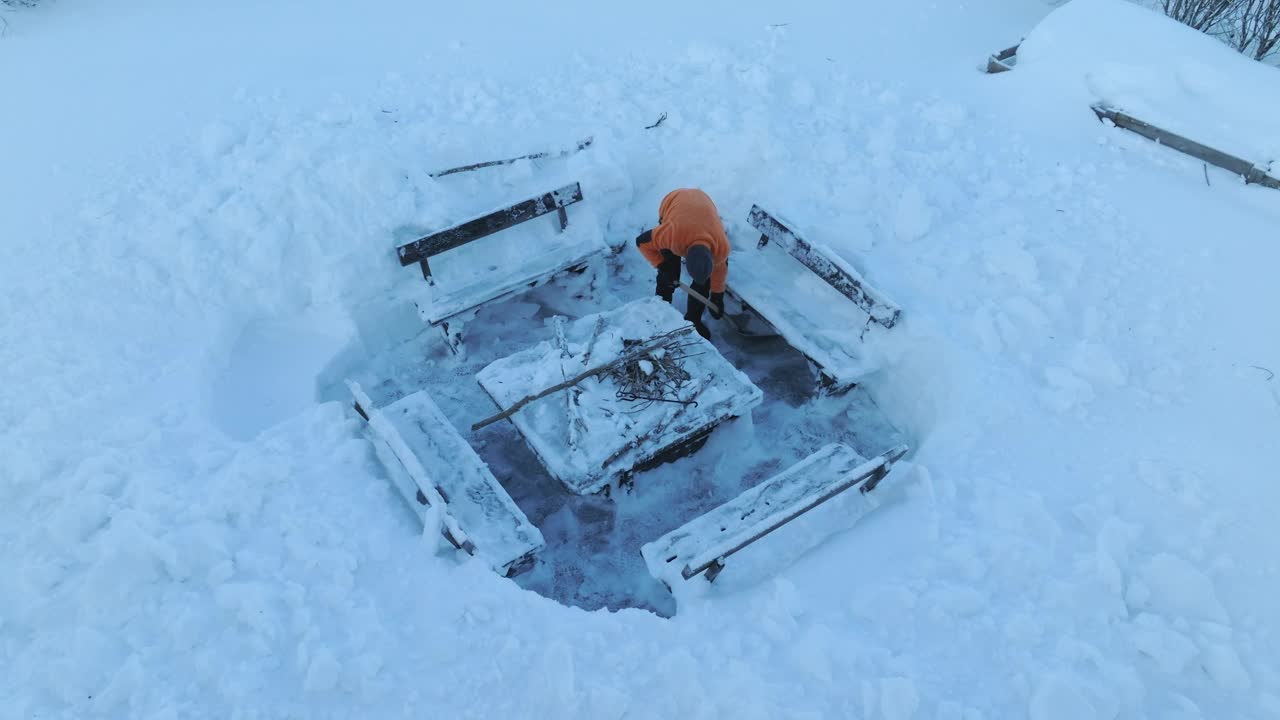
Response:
3,0,1279,717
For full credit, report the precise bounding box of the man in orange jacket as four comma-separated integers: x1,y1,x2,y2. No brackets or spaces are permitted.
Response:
634,188,730,340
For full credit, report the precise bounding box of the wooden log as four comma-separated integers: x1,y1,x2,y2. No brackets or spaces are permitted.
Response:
397,182,584,267
748,205,902,329
1093,106,1280,190
471,326,694,431
430,138,593,178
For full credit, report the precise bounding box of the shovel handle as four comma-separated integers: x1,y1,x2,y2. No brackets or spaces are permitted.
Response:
676,282,723,316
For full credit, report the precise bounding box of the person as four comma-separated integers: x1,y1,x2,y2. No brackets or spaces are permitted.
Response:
633,188,730,340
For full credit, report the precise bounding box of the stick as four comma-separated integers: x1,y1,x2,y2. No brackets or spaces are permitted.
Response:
677,282,723,316
472,327,694,431
431,137,594,178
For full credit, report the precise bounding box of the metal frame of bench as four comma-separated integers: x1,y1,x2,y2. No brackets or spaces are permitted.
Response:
1092,106,1280,190
645,443,909,585
347,381,544,577
726,206,901,392
396,182,595,352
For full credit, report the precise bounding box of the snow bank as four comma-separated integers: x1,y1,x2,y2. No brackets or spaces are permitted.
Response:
1015,0,1280,165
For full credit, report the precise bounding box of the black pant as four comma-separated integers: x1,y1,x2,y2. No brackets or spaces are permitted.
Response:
656,250,711,324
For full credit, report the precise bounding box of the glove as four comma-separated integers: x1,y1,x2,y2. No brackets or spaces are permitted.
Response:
708,292,725,320
656,272,677,300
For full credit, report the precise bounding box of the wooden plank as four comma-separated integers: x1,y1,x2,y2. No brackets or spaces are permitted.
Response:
430,137,593,178
1093,106,1280,190
748,205,902,329
397,182,584,266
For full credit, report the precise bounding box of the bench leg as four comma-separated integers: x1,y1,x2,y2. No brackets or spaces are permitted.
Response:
439,320,466,356
704,558,726,583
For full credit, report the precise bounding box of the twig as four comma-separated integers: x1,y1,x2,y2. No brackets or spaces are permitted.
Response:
1251,365,1275,381
1204,163,1211,187
472,327,693,431
431,137,593,178
645,112,667,130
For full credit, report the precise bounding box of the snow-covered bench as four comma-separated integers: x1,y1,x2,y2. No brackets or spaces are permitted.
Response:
985,43,1019,73
641,443,909,586
724,206,902,393
396,182,608,352
347,381,545,577
1092,106,1280,190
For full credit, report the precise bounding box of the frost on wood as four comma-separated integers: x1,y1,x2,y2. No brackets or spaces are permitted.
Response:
641,443,909,586
475,297,763,495
347,381,544,576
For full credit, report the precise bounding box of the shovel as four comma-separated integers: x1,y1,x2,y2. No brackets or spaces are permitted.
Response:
676,282,768,337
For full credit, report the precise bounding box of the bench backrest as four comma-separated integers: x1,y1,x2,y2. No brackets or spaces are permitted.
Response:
397,182,585,282
748,205,902,329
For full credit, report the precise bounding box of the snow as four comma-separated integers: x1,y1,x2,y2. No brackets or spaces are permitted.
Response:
3,0,1280,718
1014,0,1280,167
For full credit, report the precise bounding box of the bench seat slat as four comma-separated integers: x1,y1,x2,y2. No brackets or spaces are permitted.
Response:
642,443,908,584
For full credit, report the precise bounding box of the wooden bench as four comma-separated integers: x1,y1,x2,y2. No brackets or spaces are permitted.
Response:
348,381,545,577
395,182,609,352
1092,106,1280,190
985,43,1019,74
724,206,902,393
641,443,909,586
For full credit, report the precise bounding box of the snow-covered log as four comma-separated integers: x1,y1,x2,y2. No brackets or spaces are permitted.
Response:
476,297,763,495
348,381,545,577
641,443,909,586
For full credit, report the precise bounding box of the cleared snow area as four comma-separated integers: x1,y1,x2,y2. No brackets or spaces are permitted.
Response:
2,0,1278,718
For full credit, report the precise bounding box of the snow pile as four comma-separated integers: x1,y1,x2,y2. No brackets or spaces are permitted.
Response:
1014,0,1280,165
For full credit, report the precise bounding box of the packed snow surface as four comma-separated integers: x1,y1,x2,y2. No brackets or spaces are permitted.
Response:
2,0,1279,718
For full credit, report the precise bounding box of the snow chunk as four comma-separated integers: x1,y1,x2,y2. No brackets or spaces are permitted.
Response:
1131,613,1199,674
1029,675,1100,720
880,677,920,720
1135,553,1227,623
1200,643,1251,690
892,187,932,242
304,648,342,693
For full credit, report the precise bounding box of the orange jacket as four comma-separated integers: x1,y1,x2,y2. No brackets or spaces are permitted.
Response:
638,188,731,292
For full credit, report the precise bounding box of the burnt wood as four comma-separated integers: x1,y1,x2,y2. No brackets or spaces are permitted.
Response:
397,182,585,268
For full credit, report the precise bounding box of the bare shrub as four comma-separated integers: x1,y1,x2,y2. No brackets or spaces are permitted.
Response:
1161,0,1240,31
1228,0,1280,60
